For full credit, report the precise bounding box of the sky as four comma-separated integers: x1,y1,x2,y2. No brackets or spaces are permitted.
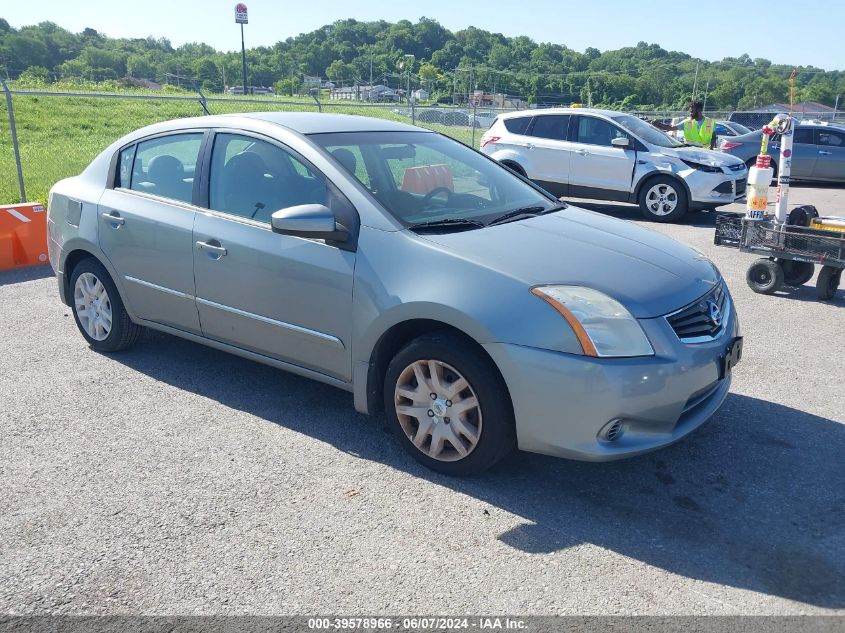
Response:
5,0,844,71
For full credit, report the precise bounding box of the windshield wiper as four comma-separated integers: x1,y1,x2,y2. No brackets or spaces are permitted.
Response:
408,218,486,233
487,203,567,227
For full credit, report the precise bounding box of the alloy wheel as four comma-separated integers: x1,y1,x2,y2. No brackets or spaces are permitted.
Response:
394,359,482,462
645,183,679,216
74,272,113,341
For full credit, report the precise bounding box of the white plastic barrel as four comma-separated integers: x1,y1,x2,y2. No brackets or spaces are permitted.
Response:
745,165,773,220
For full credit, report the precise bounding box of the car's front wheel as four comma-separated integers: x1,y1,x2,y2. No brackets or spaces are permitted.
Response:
69,258,143,352
638,176,689,222
384,332,515,475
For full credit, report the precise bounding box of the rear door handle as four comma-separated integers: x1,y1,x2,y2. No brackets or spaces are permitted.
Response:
196,240,228,257
575,149,589,156
101,211,125,227
819,150,832,155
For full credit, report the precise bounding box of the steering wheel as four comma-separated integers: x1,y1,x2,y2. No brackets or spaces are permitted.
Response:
420,186,453,210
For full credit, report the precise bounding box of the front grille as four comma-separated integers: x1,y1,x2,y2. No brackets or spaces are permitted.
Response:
714,179,746,195
666,283,729,343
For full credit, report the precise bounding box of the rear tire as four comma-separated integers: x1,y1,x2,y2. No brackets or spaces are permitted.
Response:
746,258,783,295
638,176,689,223
816,266,841,301
69,258,143,352
778,259,815,287
384,331,515,476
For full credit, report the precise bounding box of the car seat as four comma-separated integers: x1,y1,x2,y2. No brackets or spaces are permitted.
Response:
146,155,190,201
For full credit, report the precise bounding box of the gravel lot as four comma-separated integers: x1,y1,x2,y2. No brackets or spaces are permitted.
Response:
1,184,843,616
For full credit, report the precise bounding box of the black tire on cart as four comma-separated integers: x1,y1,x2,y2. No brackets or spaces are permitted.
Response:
777,259,815,287
746,258,783,295
787,205,819,227
816,265,842,301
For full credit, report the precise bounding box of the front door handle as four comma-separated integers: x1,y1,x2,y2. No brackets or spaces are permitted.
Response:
196,240,228,258
819,150,832,155
101,211,125,227
575,149,589,156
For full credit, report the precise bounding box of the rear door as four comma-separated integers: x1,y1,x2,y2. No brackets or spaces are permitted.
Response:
98,131,205,334
812,128,845,181
521,114,571,195
567,115,636,199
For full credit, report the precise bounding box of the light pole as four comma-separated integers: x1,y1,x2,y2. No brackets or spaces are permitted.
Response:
402,54,415,105
369,45,374,100
235,4,248,94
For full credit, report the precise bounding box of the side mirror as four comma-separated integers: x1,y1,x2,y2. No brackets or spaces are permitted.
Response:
611,137,630,148
271,204,348,242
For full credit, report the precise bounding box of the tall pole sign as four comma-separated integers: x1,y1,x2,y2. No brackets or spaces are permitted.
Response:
235,3,248,95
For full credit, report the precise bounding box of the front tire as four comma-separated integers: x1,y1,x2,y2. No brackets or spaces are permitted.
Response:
69,258,143,352
384,332,515,475
638,176,689,222
746,258,783,295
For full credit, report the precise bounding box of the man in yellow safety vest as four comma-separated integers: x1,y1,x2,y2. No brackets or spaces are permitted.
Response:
654,100,716,148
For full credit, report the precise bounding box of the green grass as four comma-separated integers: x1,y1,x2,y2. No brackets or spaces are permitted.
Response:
0,91,476,205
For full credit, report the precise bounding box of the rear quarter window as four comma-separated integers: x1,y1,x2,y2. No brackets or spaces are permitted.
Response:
504,117,532,135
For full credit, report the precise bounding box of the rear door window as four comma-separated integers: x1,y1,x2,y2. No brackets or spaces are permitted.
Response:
503,117,532,135
529,115,571,141
129,133,203,204
793,128,814,144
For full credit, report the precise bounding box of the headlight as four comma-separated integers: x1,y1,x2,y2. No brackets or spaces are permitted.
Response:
531,286,655,358
681,159,722,173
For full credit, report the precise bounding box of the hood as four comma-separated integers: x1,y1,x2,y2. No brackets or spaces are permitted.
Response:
417,207,720,318
655,145,745,167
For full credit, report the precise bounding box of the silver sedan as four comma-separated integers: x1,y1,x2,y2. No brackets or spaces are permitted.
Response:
47,113,741,474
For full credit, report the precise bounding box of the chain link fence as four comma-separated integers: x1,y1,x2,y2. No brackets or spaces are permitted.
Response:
1,85,843,205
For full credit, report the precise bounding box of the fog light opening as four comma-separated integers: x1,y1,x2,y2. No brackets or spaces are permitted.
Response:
599,419,626,443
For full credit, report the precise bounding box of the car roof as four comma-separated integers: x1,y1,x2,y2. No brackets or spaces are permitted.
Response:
231,111,425,134
114,112,430,145
498,107,621,119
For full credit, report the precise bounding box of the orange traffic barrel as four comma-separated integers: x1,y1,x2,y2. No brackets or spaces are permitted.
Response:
0,203,48,271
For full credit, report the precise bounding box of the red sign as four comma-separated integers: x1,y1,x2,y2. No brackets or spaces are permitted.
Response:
235,3,248,24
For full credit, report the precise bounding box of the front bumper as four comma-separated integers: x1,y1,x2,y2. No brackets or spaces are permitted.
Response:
684,168,746,206
484,299,739,461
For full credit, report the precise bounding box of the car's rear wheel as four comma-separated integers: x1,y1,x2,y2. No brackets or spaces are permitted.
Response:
778,259,815,287
70,258,143,352
746,258,783,294
816,265,841,301
638,176,689,222
384,332,515,475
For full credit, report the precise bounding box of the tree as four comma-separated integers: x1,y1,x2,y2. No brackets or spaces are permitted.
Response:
2,34,51,71
19,65,50,83
418,62,439,93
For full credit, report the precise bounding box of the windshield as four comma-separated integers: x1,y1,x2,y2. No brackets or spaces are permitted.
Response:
309,131,559,227
610,114,683,148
